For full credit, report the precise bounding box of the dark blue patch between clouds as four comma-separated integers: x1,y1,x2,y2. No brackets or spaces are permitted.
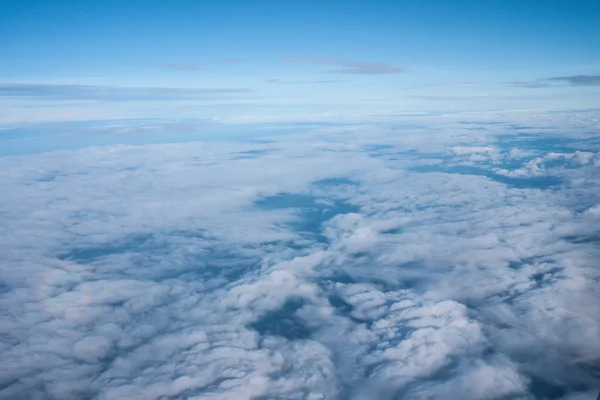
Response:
250,298,311,340
254,182,360,243
410,165,561,189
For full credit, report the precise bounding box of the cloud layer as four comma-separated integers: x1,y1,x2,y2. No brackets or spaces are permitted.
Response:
0,110,599,399
0,84,253,101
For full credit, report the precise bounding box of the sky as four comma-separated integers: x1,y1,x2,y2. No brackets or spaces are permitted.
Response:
1,0,600,124
1,2,600,400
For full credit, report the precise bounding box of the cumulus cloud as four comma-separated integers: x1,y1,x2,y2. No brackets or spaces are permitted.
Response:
496,150,599,177
0,110,599,399
585,204,600,218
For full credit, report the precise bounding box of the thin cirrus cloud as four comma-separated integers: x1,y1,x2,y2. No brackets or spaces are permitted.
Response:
265,78,346,84
0,83,255,102
547,74,600,86
150,60,246,71
151,62,204,71
284,56,406,75
406,75,600,91
506,81,552,89
507,74,600,88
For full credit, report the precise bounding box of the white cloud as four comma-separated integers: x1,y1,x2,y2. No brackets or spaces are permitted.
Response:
585,204,600,218
0,110,599,399
496,150,600,177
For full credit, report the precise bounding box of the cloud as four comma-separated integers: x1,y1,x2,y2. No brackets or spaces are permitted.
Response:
507,74,600,88
0,110,599,399
266,78,346,84
548,74,600,86
507,81,552,89
585,204,600,218
404,76,599,90
495,150,599,177
150,60,245,71
151,62,204,71
71,120,219,136
221,59,245,64
284,56,405,75
403,81,480,90
0,83,254,101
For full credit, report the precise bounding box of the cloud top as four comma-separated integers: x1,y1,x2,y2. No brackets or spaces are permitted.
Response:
0,110,599,399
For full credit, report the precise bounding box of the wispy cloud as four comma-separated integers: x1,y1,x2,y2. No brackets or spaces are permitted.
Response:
266,78,345,84
284,56,405,75
403,81,479,90
151,62,204,71
221,59,245,64
547,74,600,86
406,76,599,91
150,59,246,71
506,81,552,89
0,83,254,101
504,74,600,88
73,121,218,136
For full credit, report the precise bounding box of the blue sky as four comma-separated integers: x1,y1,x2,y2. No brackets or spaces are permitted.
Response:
1,0,599,123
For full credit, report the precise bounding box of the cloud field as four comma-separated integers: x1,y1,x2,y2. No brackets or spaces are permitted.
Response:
0,110,599,399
